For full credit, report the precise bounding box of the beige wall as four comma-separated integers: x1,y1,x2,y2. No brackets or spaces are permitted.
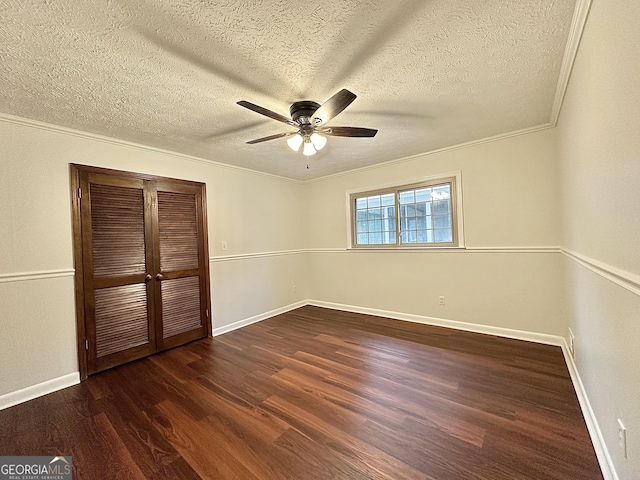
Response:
0,119,308,396
305,128,565,336
306,128,560,248
556,0,640,477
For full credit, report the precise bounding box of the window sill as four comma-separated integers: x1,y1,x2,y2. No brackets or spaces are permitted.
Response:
347,245,466,252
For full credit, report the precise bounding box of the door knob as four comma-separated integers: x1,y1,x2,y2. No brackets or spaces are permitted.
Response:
156,273,164,281
145,274,152,282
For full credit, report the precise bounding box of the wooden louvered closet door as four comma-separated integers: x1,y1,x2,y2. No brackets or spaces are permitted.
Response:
153,181,208,350
75,166,211,376
80,172,157,374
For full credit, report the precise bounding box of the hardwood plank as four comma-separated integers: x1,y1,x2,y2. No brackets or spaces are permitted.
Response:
154,399,261,480
0,305,603,479
262,395,429,480
93,384,182,477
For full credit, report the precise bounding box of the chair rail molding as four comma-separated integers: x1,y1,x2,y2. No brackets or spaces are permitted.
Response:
0,268,75,283
561,248,640,297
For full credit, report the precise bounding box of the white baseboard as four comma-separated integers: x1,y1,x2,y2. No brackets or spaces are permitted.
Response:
212,300,308,336
308,299,565,346
0,372,80,411
560,341,618,480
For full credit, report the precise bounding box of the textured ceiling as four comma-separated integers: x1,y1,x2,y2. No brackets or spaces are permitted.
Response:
0,0,577,180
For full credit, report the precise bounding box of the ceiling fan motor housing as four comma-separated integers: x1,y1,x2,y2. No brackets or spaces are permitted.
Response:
290,101,320,125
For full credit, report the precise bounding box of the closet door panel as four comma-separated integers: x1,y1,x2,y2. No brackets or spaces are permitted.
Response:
157,190,199,272
90,183,147,277
161,276,202,338
94,284,149,357
81,172,156,374
154,182,208,350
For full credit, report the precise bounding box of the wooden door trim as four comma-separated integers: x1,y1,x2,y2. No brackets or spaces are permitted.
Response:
69,164,212,380
70,165,88,380
70,163,208,186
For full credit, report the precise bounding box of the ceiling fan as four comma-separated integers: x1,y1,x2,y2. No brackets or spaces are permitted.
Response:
237,89,378,156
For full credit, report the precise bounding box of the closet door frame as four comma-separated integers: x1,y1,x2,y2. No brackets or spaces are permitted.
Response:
70,164,212,380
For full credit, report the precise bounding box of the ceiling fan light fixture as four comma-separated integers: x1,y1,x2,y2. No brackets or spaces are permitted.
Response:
310,133,327,151
302,139,317,156
238,89,377,164
286,133,303,151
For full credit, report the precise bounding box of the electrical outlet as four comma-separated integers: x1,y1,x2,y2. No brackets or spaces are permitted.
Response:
618,419,627,458
221,241,228,251
438,296,445,306
568,328,576,359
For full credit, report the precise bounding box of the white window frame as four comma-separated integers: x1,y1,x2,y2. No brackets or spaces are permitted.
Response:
346,171,465,249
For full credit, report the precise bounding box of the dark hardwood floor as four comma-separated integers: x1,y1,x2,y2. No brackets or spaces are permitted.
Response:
0,306,603,479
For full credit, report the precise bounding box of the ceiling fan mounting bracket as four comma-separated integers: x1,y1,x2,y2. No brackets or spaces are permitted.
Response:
290,101,320,125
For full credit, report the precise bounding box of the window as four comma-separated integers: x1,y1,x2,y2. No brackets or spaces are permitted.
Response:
350,175,461,248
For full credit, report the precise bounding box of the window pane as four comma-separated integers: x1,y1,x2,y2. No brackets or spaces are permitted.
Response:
357,233,368,244
384,218,396,232
399,191,414,204
434,229,452,242
415,202,427,216
368,207,381,220
385,206,395,218
356,210,367,221
381,193,395,206
433,200,450,215
415,188,431,202
356,221,367,233
432,185,450,199
369,221,382,232
356,198,367,209
368,195,381,208
434,215,451,228
369,232,382,244
397,183,453,245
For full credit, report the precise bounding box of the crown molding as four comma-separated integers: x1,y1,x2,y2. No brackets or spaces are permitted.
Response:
550,0,593,126
305,123,555,183
1,112,557,185
0,112,303,184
